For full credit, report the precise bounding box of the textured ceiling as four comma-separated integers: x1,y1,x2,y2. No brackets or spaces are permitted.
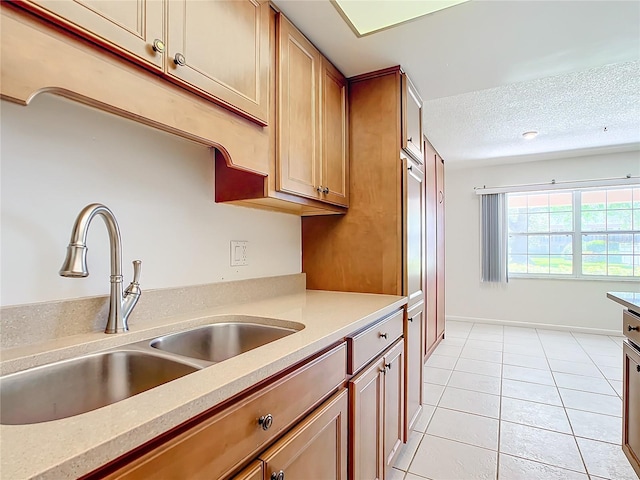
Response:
425,61,640,165
273,0,640,165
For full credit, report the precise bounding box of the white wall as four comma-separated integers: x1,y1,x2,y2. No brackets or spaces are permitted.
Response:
0,95,301,306
446,151,640,332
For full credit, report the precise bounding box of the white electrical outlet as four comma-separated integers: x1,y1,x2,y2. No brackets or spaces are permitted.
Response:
230,240,248,266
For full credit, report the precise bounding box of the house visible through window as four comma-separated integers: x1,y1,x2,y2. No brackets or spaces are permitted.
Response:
507,186,640,278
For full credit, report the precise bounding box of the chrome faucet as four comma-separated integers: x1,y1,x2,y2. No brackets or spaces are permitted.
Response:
59,203,142,333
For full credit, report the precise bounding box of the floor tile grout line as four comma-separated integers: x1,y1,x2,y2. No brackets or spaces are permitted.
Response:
541,327,592,477
496,322,505,480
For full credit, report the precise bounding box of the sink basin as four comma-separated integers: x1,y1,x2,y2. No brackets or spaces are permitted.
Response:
0,350,198,425
150,321,301,363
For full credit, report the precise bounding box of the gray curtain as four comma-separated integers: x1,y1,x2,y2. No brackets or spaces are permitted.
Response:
481,193,508,283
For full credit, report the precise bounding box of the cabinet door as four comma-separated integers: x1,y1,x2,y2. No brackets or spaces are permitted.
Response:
167,0,270,124
349,357,385,480
320,57,349,207
623,342,640,477
436,154,445,338
20,0,164,69
260,389,348,480
232,461,264,480
405,303,424,438
277,13,322,201
424,140,438,357
403,155,425,308
384,340,404,469
401,74,423,162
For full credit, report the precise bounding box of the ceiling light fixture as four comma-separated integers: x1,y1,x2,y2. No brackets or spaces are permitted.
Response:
522,131,539,140
332,0,471,37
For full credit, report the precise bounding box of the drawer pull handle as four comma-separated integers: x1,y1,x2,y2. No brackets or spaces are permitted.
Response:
258,414,273,431
385,362,392,370
637,365,640,373
408,316,414,322
271,471,285,480
628,325,639,332
379,332,388,339
323,187,330,194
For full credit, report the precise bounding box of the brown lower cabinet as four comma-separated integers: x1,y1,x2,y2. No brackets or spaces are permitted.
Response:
405,302,424,436
257,389,348,480
349,339,405,480
623,341,640,477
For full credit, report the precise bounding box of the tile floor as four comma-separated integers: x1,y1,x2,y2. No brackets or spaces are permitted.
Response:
390,320,639,480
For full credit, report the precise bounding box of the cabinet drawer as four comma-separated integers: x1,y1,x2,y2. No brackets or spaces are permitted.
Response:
348,310,404,374
106,343,347,480
624,310,640,348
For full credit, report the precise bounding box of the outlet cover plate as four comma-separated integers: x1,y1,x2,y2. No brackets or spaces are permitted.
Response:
230,241,248,266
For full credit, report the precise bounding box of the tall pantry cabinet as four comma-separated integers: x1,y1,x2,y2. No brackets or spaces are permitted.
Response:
303,67,442,450
425,139,446,358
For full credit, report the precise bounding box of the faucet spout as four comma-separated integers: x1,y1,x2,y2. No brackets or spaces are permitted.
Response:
59,203,142,334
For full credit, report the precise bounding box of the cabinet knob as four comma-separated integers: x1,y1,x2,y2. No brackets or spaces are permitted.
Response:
637,365,640,373
258,413,273,430
379,332,388,339
408,316,414,322
323,187,330,194
316,186,323,193
385,362,392,370
151,39,165,53
439,191,444,204
174,52,186,66
408,136,413,143
628,324,639,332
408,164,413,171
271,471,285,480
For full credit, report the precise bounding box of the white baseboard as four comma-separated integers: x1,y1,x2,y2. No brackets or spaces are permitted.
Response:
446,315,621,337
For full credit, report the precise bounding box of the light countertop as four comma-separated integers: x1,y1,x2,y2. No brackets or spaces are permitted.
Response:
0,290,406,479
607,291,640,314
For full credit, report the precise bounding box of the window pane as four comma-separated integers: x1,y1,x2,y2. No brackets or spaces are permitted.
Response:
508,235,527,254
528,194,549,213
582,210,606,231
635,255,640,276
633,188,640,209
549,192,572,212
635,210,640,231
529,256,549,273
508,213,527,233
607,210,633,231
550,212,572,232
607,188,632,210
582,234,607,254
582,190,606,210
550,235,572,254
608,234,633,254
550,255,572,274
509,255,527,273
635,234,640,254
608,255,634,276
582,255,606,275
528,235,549,254
528,213,549,232
508,194,527,211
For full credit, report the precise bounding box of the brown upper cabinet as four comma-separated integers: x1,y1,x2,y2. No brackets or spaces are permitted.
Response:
17,0,270,125
277,14,349,207
402,74,424,163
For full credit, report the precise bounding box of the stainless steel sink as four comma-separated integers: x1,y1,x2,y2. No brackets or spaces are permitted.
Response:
0,350,198,425
150,322,300,363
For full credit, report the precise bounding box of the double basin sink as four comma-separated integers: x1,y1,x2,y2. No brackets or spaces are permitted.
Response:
0,317,303,425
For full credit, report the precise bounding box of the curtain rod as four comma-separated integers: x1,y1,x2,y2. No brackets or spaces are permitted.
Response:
474,174,640,195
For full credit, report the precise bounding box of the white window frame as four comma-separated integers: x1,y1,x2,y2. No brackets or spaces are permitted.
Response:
506,186,640,281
